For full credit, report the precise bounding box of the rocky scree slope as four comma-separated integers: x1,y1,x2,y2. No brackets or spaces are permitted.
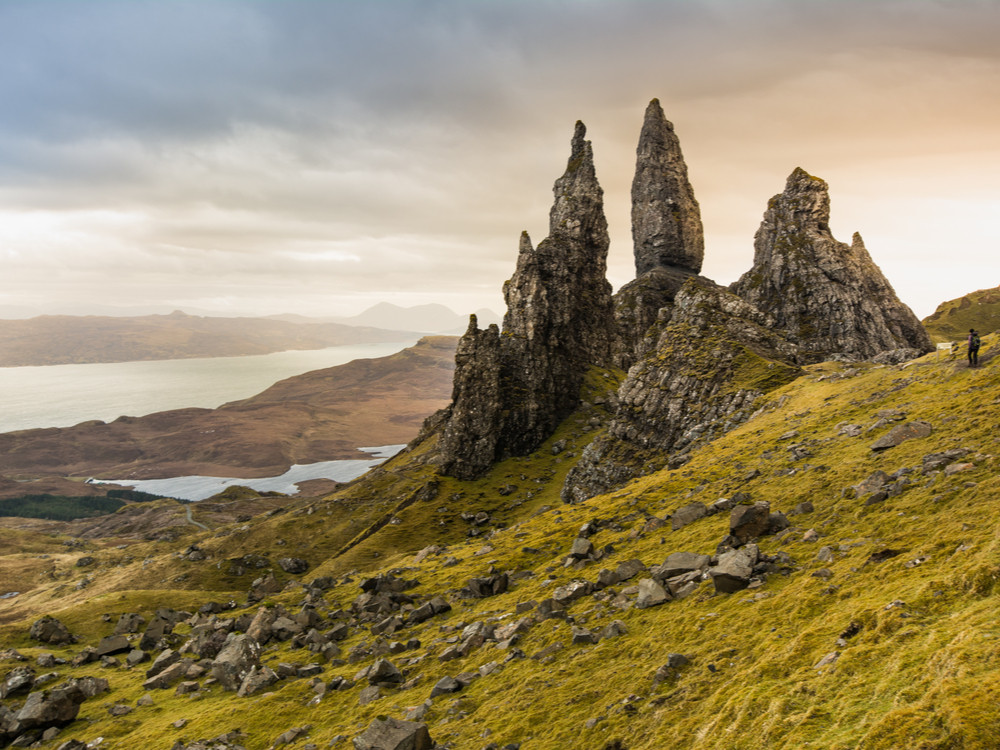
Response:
0,334,997,750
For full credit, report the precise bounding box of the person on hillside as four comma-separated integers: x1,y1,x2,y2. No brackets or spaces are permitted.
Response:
967,328,981,367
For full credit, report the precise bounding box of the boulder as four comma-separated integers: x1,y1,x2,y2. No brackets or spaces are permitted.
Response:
0,666,35,699
709,545,759,593
652,552,710,581
237,666,279,697
352,717,433,750
113,613,146,635
870,421,933,451
278,557,309,575
635,578,671,609
670,502,708,531
142,660,189,690
614,558,646,582
429,676,462,698
460,573,508,599
211,634,262,692
95,635,131,657
407,597,451,625
28,617,74,646
730,502,771,545
366,658,404,688
569,537,595,560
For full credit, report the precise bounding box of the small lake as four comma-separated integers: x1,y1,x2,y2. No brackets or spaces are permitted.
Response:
94,444,406,502
0,340,419,433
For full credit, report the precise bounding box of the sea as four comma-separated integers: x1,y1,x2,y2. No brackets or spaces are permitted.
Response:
0,339,420,499
0,340,418,433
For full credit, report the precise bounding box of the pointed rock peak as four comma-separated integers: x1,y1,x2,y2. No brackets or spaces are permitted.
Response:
773,167,831,228
549,120,607,246
638,98,676,149
631,98,704,276
731,170,932,362
464,313,480,335
518,231,533,254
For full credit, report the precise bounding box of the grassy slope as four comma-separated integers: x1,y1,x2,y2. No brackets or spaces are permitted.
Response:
0,338,998,749
922,285,1000,342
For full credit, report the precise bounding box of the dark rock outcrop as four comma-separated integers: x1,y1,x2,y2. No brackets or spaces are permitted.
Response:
563,279,801,502
436,122,616,479
730,168,933,363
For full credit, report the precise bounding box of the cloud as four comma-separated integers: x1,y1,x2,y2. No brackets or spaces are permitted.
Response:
0,0,998,319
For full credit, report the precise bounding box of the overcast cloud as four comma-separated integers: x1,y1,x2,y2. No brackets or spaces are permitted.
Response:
1,0,998,319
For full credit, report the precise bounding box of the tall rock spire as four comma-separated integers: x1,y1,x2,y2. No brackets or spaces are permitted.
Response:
730,168,933,362
436,122,616,480
631,98,704,276
613,99,706,368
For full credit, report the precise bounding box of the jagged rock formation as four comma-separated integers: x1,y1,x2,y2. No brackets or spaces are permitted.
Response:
436,123,616,479
631,98,704,277
730,168,933,363
562,279,801,503
615,99,706,368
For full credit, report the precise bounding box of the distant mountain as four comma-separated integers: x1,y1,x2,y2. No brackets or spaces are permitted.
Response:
335,302,500,333
922,285,1000,342
0,311,418,367
0,336,457,484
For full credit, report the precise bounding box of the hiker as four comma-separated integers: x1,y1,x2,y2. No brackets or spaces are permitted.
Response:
967,328,981,367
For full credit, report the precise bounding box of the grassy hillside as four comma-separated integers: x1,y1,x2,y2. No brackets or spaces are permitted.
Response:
922,285,1000,342
0,336,997,749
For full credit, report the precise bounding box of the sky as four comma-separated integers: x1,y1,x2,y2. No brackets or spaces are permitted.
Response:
1,0,998,321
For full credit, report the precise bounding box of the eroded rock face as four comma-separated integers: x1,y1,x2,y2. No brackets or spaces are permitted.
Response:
437,122,615,479
730,168,933,363
563,279,801,503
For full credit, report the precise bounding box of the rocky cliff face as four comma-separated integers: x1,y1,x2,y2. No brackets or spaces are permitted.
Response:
563,279,801,502
436,123,615,479
615,99,706,368
730,168,933,363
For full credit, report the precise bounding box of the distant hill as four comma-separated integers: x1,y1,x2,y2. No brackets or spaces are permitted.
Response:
335,302,501,333
922,285,1000,342
0,311,417,366
0,336,457,484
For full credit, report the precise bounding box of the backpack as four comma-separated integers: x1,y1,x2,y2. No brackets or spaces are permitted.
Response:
971,333,981,348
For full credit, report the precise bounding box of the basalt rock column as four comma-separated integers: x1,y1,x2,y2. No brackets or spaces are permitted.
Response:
437,122,616,480
615,99,706,367
730,168,933,363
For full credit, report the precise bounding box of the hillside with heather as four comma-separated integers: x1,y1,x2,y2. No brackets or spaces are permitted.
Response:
1,102,992,750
